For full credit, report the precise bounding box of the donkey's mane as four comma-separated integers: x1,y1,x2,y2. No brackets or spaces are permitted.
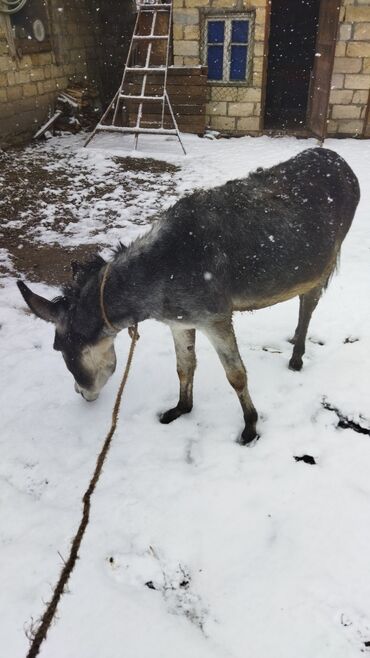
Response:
60,254,106,304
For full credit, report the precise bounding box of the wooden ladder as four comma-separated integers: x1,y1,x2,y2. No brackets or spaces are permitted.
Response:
84,1,186,154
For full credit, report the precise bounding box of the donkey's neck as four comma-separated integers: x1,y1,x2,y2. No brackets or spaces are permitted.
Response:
101,248,165,331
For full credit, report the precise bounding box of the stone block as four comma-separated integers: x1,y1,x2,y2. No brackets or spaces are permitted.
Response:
331,73,344,89
337,119,364,134
334,57,362,73
184,0,209,6
184,25,200,39
254,25,265,41
335,42,346,57
212,0,236,6
0,72,6,86
18,55,32,70
0,55,11,72
227,101,254,116
0,40,9,56
253,71,262,86
208,115,236,131
236,116,260,131
339,23,352,41
364,58,370,73
329,89,353,104
0,88,7,102
237,87,261,102
29,67,45,82
183,56,199,65
30,52,53,66
344,73,370,89
7,85,23,101
353,89,369,103
253,102,261,116
332,104,362,119
39,78,56,93
23,83,38,97
253,42,265,57
173,10,199,26
255,7,266,24
253,57,264,72
346,6,370,22
173,0,184,7
207,101,227,115
353,23,370,40
173,56,184,66
327,119,338,134
7,71,16,85
347,41,370,58
173,24,184,40
174,40,199,57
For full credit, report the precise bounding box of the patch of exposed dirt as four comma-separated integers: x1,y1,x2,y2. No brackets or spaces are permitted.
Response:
0,142,180,286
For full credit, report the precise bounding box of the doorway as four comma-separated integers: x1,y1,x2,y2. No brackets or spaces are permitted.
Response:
264,0,320,130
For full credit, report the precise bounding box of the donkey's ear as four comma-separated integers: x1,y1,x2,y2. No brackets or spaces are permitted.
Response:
17,281,64,324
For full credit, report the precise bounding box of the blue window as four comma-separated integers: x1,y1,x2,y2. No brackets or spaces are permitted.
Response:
207,21,224,81
205,16,251,83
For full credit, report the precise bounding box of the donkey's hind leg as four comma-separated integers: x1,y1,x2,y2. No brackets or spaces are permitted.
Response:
204,318,258,445
160,327,196,424
289,285,323,371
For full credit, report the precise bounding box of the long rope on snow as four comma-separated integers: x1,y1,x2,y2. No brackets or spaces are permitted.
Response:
26,325,139,658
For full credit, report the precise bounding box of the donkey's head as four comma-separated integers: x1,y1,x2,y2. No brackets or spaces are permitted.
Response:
17,258,117,401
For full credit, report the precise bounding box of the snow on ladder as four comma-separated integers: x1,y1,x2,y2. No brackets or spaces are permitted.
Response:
84,0,186,154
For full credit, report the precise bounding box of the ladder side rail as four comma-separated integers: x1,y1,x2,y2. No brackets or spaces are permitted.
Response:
112,8,142,125
135,8,158,149
161,1,173,129
165,90,186,154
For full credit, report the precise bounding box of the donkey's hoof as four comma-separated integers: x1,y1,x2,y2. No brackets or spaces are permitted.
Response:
159,406,191,424
289,356,303,371
239,427,259,446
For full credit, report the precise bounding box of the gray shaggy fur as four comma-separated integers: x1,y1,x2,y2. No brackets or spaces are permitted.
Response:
18,148,360,444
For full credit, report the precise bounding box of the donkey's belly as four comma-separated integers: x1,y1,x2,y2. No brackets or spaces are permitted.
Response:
231,273,326,312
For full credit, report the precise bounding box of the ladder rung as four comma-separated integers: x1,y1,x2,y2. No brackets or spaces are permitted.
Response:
126,67,166,73
97,125,177,136
132,34,169,40
120,94,164,101
139,3,172,9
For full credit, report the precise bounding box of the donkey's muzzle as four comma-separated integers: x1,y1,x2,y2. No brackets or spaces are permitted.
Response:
74,381,99,402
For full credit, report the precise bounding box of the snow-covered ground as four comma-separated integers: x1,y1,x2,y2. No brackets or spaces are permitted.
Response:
1,133,370,658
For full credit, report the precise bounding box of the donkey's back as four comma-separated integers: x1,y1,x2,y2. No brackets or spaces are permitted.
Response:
161,148,359,312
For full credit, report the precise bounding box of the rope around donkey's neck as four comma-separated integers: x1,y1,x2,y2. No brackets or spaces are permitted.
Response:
26,325,139,658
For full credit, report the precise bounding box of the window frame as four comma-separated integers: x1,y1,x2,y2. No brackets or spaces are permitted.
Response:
10,0,52,57
201,11,254,86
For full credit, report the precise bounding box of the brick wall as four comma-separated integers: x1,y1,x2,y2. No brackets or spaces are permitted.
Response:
173,0,266,134
327,0,370,137
0,0,100,147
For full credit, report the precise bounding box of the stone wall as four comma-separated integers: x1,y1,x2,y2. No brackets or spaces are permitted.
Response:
173,0,266,134
0,0,100,147
328,0,370,137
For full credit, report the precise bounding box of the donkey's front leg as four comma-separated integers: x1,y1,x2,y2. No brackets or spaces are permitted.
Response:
204,318,258,445
160,327,196,424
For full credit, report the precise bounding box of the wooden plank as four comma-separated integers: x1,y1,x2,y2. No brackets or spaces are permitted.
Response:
307,0,340,140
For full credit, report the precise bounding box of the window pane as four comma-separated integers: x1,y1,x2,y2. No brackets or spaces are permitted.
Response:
208,45,224,80
231,20,249,44
208,21,225,44
230,45,247,81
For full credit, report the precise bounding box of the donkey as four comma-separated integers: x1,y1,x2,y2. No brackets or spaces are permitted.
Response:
18,148,359,444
